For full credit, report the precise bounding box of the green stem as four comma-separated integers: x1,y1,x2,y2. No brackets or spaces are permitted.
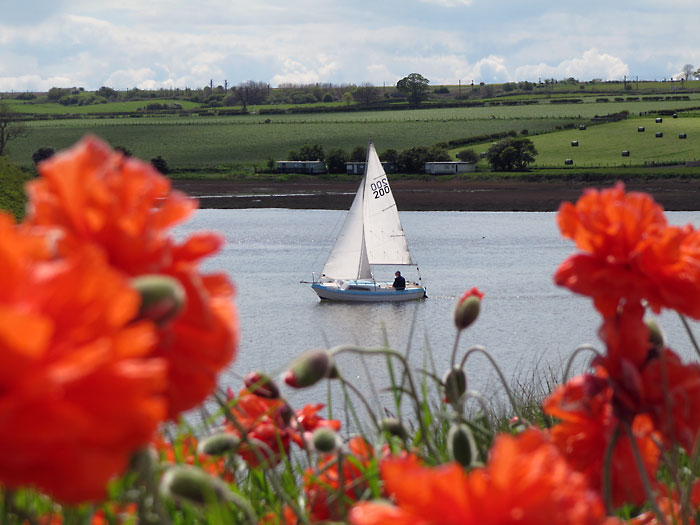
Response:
336,372,381,433
602,423,620,515
329,344,437,457
562,344,604,382
459,345,527,424
679,313,700,360
450,329,463,369
624,422,667,525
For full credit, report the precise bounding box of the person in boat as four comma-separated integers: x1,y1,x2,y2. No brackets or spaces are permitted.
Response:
393,271,406,290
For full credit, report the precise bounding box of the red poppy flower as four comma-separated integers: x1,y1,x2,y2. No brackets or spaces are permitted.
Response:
26,136,238,418
349,429,606,525
554,182,700,320
305,436,374,522
0,216,166,503
153,432,232,482
543,374,660,506
223,389,341,467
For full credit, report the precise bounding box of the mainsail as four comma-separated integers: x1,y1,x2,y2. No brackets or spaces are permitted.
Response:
362,142,413,266
320,141,412,280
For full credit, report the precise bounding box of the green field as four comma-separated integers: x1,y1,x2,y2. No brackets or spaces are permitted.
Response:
528,116,700,167
5,86,700,174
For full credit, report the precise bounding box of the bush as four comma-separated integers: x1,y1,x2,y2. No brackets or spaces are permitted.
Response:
32,147,55,165
150,155,169,174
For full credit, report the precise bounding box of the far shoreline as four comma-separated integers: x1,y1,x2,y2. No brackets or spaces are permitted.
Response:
171,177,700,212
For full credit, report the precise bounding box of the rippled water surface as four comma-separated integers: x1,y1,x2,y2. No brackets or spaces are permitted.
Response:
176,209,700,413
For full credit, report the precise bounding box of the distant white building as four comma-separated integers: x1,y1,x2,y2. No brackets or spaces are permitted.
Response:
345,161,396,175
424,161,476,175
276,160,326,174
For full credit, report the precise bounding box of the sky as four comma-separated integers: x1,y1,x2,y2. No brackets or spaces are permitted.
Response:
2,0,700,92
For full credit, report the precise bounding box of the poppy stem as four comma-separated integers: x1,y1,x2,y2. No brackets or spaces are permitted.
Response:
562,344,604,382
329,345,437,457
459,345,527,425
602,423,620,515
624,422,668,525
450,329,462,369
335,372,382,432
678,314,700,360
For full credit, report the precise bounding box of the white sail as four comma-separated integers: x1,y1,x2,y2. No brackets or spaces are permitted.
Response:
320,181,372,280
362,142,413,265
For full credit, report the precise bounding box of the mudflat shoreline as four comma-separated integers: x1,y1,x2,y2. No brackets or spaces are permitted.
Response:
171,178,700,212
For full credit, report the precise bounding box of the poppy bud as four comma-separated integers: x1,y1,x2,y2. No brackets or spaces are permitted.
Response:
454,287,483,331
380,417,408,439
274,404,294,427
645,319,665,350
131,274,186,325
159,465,233,506
244,371,280,399
443,367,467,405
283,349,332,388
197,432,240,456
447,423,476,467
312,428,341,453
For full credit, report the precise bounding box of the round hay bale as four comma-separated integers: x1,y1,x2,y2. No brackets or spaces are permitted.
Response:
679,133,687,139
621,151,630,157
571,141,578,147
564,159,574,165
578,125,586,130
638,127,645,132
656,118,663,123
656,132,663,138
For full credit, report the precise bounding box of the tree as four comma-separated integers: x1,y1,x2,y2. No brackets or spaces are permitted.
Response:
349,145,366,162
396,73,430,105
354,82,379,104
96,86,119,100
457,149,479,164
0,102,28,157
486,138,538,171
236,81,269,110
297,144,325,161
396,146,430,173
681,64,695,81
326,148,349,173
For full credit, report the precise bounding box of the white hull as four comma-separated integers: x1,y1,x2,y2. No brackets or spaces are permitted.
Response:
311,280,426,302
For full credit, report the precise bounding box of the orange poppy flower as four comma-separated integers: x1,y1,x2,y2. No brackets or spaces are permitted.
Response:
554,182,700,320
349,429,606,525
543,374,660,506
304,436,375,522
26,136,238,418
0,216,166,503
640,348,700,454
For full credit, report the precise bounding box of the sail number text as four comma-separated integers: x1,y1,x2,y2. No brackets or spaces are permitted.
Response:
371,178,391,199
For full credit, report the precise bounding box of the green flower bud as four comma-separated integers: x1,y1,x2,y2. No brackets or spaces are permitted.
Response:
197,432,240,456
312,427,340,453
380,417,408,439
159,465,233,506
283,349,332,388
447,423,476,468
645,319,665,350
131,274,186,325
454,287,483,331
443,367,467,405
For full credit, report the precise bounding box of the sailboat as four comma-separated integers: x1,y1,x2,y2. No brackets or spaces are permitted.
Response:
310,141,427,302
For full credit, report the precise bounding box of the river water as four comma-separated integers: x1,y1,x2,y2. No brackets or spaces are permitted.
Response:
176,209,700,415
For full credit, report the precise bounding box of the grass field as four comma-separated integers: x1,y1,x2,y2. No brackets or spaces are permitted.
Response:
526,115,700,167
5,90,700,173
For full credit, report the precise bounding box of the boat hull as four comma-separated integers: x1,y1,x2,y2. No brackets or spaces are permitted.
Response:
311,281,426,302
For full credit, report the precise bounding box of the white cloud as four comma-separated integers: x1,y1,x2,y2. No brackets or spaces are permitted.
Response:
0,2,697,90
